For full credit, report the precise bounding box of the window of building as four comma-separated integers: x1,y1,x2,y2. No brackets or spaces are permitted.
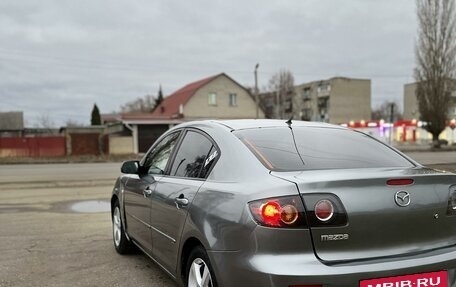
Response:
229,93,237,106
170,131,217,178
446,106,456,116
301,108,312,121
317,83,331,94
208,93,217,106
302,88,311,101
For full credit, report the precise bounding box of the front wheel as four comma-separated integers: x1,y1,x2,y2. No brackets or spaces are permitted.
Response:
112,200,133,254
186,246,217,287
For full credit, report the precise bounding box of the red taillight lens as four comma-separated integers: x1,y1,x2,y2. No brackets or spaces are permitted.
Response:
281,204,299,225
260,201,281,226
314,199,334,222
302,194,347,227
249,196,307,228
386,178,414,186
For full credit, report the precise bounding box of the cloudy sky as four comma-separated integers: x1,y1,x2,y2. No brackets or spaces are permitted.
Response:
0,0,417,126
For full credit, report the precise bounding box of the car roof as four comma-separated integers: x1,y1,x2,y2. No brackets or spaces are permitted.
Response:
173,119,347,132
212,119,344,131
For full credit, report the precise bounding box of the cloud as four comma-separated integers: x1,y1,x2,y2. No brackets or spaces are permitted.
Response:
0,0,417,126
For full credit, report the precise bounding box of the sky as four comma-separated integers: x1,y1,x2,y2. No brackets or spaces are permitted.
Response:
0,0,417,127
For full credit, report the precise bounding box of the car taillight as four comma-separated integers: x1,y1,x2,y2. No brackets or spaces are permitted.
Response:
447,185,456,216
249,194,347,228
314,199,334,222
386,178,414,186
302,193,348,227
249,196,307,228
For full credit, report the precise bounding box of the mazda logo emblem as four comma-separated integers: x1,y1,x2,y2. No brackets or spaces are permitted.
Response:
394,190,411,207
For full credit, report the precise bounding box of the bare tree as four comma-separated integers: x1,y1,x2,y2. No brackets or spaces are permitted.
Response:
268,69,295,119
65,119,83,127
35,114,55,130
120,94,156,113
372,101,403,121
415,0,456,146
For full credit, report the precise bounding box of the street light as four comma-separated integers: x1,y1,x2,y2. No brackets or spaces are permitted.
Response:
254,63,259,119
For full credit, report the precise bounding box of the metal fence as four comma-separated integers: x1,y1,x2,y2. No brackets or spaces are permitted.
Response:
0,137,66,157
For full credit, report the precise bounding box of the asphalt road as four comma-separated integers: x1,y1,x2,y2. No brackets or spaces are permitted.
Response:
405,151,456,165
0,163,176,287
0,151,455,287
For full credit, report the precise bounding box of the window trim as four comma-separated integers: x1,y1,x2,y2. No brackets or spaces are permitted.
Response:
165,127,221,180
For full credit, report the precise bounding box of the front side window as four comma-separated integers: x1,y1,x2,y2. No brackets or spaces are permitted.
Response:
235,127,413,171
170,131,216,178
229,93,237,106
143,131,180,175
208,93,217,106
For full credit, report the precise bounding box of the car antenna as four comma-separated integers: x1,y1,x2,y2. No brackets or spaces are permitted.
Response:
286,116,293,127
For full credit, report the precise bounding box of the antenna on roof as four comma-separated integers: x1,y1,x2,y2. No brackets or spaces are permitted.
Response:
286,116,293,127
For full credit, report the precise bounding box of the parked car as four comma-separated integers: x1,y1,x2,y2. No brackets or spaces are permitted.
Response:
111,119,456,287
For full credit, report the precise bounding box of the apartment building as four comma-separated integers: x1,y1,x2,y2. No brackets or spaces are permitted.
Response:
292,77,371,124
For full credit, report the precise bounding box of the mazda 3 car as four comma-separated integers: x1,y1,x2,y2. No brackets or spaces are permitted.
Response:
111,119,456,287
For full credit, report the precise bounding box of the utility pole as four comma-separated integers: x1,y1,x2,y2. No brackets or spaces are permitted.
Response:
450,119,456,145
254,63,259,119
389,103,395,145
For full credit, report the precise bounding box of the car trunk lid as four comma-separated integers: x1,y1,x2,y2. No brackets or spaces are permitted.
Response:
272,167,456,263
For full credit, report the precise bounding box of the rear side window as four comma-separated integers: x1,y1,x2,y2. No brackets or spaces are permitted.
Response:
235,127,413,171
170,130,217,178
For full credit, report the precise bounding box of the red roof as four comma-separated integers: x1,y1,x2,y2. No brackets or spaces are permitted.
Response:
151,73,222,117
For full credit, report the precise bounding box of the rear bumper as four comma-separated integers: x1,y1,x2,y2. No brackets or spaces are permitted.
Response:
208,247,456,287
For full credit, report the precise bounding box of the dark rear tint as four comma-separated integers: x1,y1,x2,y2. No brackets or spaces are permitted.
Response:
234,127,414,171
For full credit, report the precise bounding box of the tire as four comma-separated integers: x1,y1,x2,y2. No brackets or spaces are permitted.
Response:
185,246,218,287
112,200,133,254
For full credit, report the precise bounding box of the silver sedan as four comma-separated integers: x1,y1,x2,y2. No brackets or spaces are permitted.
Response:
111,119,456,287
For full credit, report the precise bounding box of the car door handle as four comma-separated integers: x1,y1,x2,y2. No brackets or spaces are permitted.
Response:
175,196,189,208
143,187,153,197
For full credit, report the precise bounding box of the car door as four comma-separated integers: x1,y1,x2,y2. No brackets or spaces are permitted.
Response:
150,129,219,273
123,131,181,251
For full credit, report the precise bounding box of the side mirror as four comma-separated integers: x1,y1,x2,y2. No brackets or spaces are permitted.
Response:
121,161,140,174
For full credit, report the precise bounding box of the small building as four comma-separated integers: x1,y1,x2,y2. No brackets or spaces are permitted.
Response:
101,114,182,154
0,111,25,137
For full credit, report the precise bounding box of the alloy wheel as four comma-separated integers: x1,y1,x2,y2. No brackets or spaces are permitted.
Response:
113,206,122,247
188,258,213,287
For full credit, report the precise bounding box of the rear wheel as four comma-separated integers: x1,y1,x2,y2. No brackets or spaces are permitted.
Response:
186,246,217,287
112,200,133,254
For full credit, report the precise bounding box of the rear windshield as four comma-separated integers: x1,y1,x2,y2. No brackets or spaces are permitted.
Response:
234,127,414,171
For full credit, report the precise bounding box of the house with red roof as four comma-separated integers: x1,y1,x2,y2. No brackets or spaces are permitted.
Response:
151,73,263,119
103,73,264,153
